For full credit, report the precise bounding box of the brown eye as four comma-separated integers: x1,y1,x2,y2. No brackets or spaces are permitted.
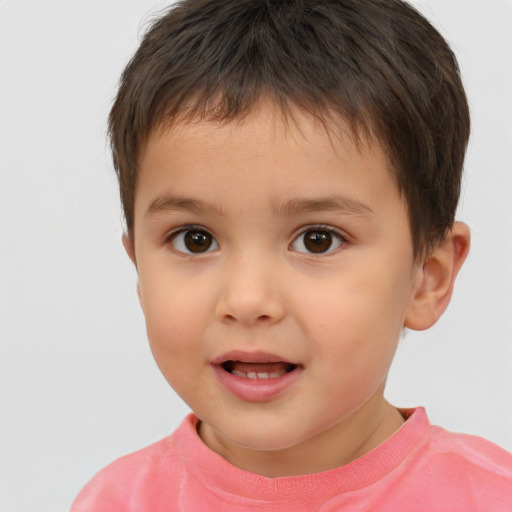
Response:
304,231,332,253
171,229,218,254
291,228,344,254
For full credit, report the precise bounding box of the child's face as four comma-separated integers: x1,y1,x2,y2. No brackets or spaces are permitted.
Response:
128,102,423,474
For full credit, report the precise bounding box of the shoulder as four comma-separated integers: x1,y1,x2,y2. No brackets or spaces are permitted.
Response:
70,434,183,512
429,424,512,476
421,425,512,506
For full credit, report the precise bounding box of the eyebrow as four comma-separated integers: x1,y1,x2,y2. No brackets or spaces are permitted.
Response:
145,194,224,217
271,196,375,217
145,193,374,218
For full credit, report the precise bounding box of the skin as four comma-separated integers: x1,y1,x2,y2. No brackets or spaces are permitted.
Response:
124,101,470,477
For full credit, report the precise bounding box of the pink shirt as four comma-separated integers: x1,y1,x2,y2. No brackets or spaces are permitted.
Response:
71,408,512,511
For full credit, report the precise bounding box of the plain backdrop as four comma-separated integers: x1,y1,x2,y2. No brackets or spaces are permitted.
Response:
1,1,511,510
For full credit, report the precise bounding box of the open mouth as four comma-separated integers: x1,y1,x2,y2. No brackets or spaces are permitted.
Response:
221,360,297,380
213,353,302,401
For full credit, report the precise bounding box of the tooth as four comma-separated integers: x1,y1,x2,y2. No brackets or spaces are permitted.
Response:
229,369,289,380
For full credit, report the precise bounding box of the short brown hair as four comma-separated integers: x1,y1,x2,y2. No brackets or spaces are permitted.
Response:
109,0,470,258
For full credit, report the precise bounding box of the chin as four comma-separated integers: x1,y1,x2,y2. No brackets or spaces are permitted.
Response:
213,418,309,453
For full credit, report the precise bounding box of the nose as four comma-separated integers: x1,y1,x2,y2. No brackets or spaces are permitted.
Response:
215,252,286,326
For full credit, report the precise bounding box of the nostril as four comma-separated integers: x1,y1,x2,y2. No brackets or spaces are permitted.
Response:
215,275,286,325
221,313,275,325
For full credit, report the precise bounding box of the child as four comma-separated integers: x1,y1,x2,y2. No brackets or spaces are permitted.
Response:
71,0,512,509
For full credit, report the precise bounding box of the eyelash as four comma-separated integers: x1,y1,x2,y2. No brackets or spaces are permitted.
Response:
165,225,219,255
165,224,348,255
290,225,347,255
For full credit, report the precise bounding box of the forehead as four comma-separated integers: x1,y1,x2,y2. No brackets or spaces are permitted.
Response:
136,100,402,220
144,97,386,166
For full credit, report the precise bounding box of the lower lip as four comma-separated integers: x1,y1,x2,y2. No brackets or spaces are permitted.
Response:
212,364,302,402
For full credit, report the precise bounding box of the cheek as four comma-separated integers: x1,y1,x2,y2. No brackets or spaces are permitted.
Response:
298,259,412,363
138,271,211,362
302,287,403,413
140,285,212,403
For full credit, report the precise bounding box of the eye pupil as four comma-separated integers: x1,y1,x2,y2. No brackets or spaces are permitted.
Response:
304,231,332,253
184,231,212,253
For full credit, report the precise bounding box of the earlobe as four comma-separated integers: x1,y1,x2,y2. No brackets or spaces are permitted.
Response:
404,222,470,331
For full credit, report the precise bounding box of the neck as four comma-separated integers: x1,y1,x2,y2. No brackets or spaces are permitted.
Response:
198,398,405,477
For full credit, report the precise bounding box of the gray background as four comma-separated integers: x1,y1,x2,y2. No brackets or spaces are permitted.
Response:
1,1,511,510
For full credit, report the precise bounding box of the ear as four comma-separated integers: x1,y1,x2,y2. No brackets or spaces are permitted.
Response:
122,233,137,266
404,221,470,331
122,234,142,304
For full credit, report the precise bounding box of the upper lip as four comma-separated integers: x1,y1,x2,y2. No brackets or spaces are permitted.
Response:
211,350,296,365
